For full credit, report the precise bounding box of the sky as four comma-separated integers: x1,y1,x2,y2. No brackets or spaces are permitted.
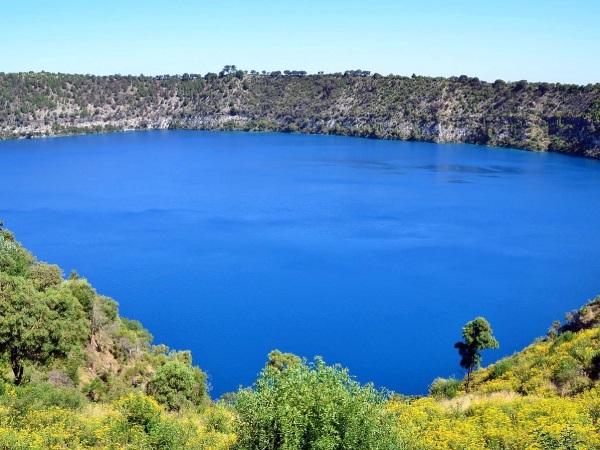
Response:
1,0,599,84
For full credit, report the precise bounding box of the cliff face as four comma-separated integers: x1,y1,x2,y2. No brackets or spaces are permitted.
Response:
1,72,599,158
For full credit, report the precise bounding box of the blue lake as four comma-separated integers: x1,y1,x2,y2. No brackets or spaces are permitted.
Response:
1,130,600,397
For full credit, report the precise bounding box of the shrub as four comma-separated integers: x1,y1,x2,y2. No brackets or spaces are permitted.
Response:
4,382,87,415
488,359,514,380
233,356,398,450
81,377,109,402
148,417,188,450
552,357,580,386
113,393,161,432
552,357,588,395
429,377,461,399
147,360,206,411
588,351,600,379
552,330,575,348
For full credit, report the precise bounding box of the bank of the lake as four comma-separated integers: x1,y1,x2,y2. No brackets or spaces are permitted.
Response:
1,71,599,158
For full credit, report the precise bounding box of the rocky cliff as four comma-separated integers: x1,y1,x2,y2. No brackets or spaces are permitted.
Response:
1,72,599,158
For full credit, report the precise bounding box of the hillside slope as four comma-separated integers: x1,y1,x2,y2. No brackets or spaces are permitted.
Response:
467,296,600,397
1,71,599,158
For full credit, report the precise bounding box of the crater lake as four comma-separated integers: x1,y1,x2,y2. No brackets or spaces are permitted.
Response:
1,130,599,397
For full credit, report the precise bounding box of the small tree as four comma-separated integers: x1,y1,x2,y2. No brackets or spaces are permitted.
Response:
147,360,207,411
29,262,63,291
454,317,499,392
0,232,35,277
0,273,89,385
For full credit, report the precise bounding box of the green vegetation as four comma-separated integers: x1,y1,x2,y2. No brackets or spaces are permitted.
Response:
454,317,499,392
0,270,88,385
469,296,600,397
1,222,600,448
264,349,302,372
147,359,206,412
233,357,398,450
0,69,599,158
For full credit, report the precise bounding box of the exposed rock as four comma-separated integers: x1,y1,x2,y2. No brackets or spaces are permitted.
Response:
1,72,598,158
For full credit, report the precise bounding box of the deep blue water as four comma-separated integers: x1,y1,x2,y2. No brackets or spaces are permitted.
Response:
1,130,600,397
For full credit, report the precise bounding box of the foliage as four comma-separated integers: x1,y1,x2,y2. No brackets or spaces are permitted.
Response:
90,295,119,346
0,231,35,277
233,356,398,450
265,349,301,372
559,295,600,332
0,389,236,449
454,317,499,391
147,360,207,411
113,392,162,432
6,381,87,414
0,272,89,384
470,326,600,397
109,317,153,360
0,71,599,158
428,377,461,399
29,262,63,291
387,392,600,449
2,225,600,448
486,358,514,380
65,275,97,315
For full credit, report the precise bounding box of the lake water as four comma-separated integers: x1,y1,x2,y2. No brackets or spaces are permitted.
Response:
1,130,600,397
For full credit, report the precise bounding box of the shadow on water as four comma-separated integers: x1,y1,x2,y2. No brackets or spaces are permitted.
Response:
415,164,524,175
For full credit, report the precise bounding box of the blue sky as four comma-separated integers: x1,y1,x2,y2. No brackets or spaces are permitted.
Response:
1,0,598,84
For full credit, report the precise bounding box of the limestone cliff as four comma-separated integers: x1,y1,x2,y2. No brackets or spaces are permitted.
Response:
1,72,598,158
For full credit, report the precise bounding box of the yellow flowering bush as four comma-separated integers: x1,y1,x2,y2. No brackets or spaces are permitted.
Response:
471,328,600,397
386,390,600,449
0,391,238,449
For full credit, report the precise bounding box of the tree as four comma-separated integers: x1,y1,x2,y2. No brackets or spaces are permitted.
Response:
219,65,237,77
29,262,63,291
0,273,88,385
90,295,118,349
0,231,35,277
454,317,499,392
514,80,528,91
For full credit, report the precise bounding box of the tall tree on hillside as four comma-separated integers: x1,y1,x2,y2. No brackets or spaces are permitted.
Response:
455,317,499,392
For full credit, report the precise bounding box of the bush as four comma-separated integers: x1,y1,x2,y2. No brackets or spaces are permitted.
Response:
588,351,600,379
552,357,579,386
5,382,87,414
113,393,161,432
81,377,109,402
147,360,206,411
488,359,514,380
552,357,588,395
148,418,188,450
429,377,461,399
233,356,398,450
552,330,575,349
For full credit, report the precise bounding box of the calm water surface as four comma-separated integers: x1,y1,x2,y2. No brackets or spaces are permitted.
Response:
1,131,600,397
